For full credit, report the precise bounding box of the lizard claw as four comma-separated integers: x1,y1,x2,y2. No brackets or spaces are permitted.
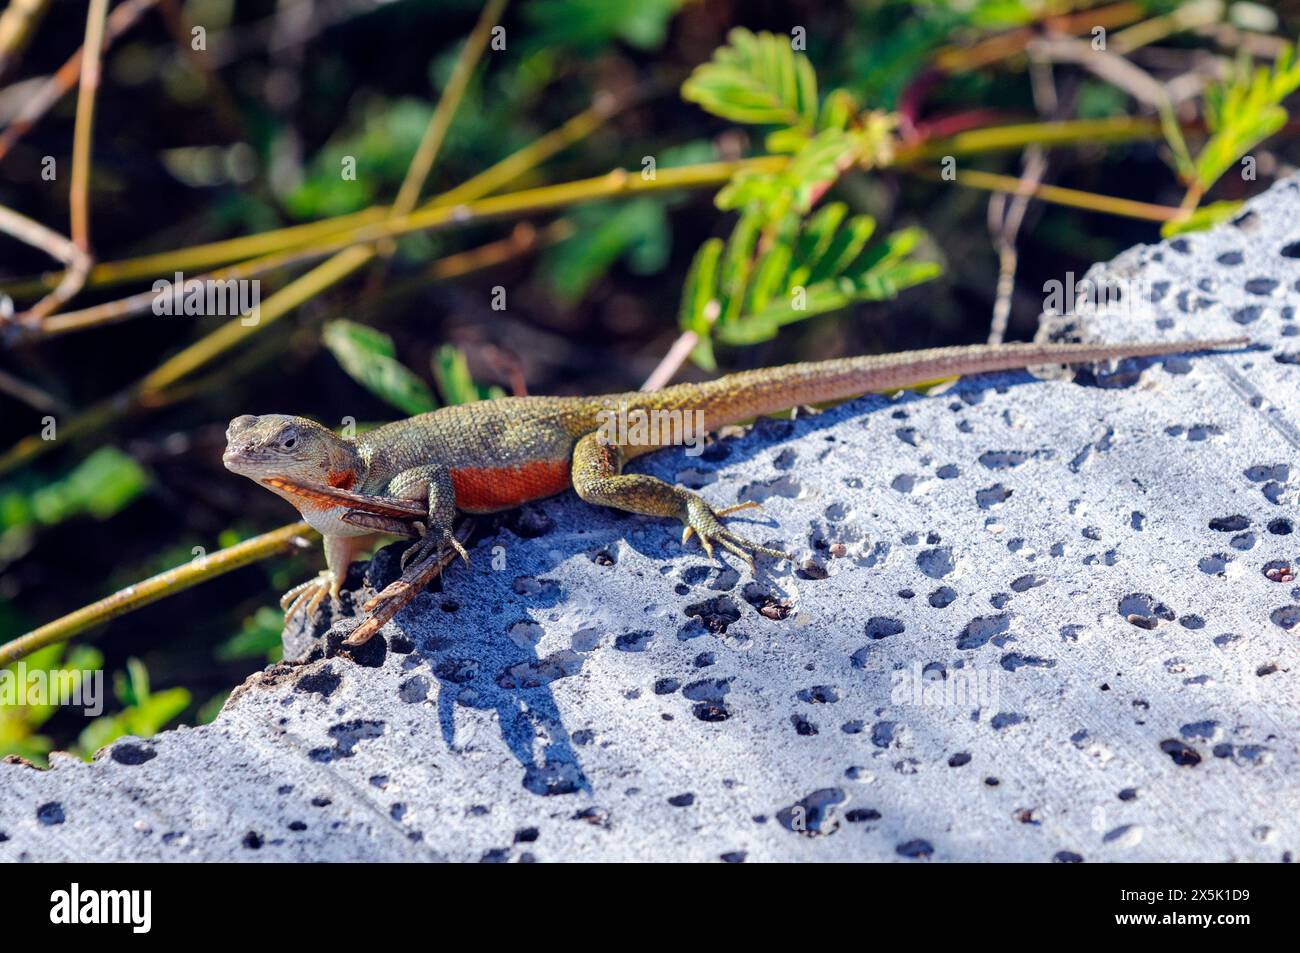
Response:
400,524,470,572
680,496,789,567
280,570,335,623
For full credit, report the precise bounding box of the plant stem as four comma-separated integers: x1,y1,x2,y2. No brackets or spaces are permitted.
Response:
897,115,1164,162
68,0,108,253
934,167,1186,222
0,0,158,163
17,94,631,340
5,110,1156,303
391,0,508,219
0,523,317,668
932,2,1145,73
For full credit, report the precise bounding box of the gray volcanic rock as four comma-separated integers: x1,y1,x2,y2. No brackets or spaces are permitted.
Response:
2,180,1298,863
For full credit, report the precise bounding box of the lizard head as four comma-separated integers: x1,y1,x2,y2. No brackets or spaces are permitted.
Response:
222,414,363,491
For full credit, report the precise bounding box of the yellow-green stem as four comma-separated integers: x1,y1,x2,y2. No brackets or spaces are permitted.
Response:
938,167,1186,222
0,522,316,668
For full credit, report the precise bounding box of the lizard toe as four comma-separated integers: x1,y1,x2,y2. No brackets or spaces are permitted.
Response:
681,495,789,566
281,571,333,621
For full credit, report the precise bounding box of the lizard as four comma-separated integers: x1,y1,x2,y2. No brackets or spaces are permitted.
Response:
223,337,1246,633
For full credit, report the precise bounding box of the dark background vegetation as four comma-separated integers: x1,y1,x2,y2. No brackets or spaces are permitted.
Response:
3,0,1299,760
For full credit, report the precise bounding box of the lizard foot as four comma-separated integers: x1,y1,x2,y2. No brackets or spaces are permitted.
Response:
680,497,790,566
400,523,470,572
280,570,334,624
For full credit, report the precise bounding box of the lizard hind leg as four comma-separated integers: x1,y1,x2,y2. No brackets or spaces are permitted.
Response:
570,431,790,568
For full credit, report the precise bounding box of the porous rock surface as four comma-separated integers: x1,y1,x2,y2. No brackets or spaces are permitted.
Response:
3,180,1299,862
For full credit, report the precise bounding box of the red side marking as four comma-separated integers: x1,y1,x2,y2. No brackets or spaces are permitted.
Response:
326,469,356,490
450,459,571,512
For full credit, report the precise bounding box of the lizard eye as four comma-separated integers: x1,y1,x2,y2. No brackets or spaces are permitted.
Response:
280,433,299,450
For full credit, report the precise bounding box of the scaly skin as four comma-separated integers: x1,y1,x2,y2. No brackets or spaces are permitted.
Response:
223,337,1246,622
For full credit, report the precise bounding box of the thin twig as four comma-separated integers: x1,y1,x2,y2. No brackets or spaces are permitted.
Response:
0,367,66,413
7,115,1169,301
0,203,84,264
0,522,317,668
0,202,92,329
0,0,158,162
932,1,1144,73
919,167,1187,222
0,0,50,79
640,331,703,392
15,91,633,339
370,0,510,287
14,158,769,341
392,0,508,220
987,149,1048,346
69,0,109,253
1028,35,1195,180
13,0,112,328
987,53,1061,345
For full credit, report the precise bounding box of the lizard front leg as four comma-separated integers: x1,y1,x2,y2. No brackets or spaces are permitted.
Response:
570,431,789,566
383,463,469,570
282,533,375,622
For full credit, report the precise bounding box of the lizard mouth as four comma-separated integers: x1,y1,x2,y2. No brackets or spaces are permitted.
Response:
222,448,269,474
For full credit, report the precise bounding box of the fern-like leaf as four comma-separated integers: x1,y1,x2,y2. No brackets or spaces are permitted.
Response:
1194,39,1300,194
682,28,818,132
677,202,939,355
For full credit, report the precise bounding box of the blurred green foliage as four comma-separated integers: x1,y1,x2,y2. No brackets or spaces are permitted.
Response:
323,320,438,415
1195,38,1300,193
2,447,149,534
1,650,189,766
74,659,191,758
433,345,506,404
216,606,285,665
522,0,683,52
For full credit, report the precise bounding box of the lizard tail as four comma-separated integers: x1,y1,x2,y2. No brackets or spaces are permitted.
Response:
634,337,1247,433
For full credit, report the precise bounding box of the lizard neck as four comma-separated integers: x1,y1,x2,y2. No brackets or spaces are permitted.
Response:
321,436,367,492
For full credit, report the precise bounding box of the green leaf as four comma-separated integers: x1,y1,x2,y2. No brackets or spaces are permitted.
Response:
27,447,149,527
1193,39,1300,194
432,345,504,405
718,209,762,324
1,643,104,765
787,202,848,289
679,237,724,372
718,128,857,229
323,320,437,416
75,658,191,759
680,196,939,354
805,213,876,286
1160,200,1245,238
678,237,723,336
682,28,818,131
285,99,435,220
717,256,941,346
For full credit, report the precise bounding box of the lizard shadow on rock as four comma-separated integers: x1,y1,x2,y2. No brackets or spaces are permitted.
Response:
386,541,591,799
287,542,591,798
424,629,592,799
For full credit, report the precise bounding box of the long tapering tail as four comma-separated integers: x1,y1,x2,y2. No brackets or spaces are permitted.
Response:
637,337,1248,432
